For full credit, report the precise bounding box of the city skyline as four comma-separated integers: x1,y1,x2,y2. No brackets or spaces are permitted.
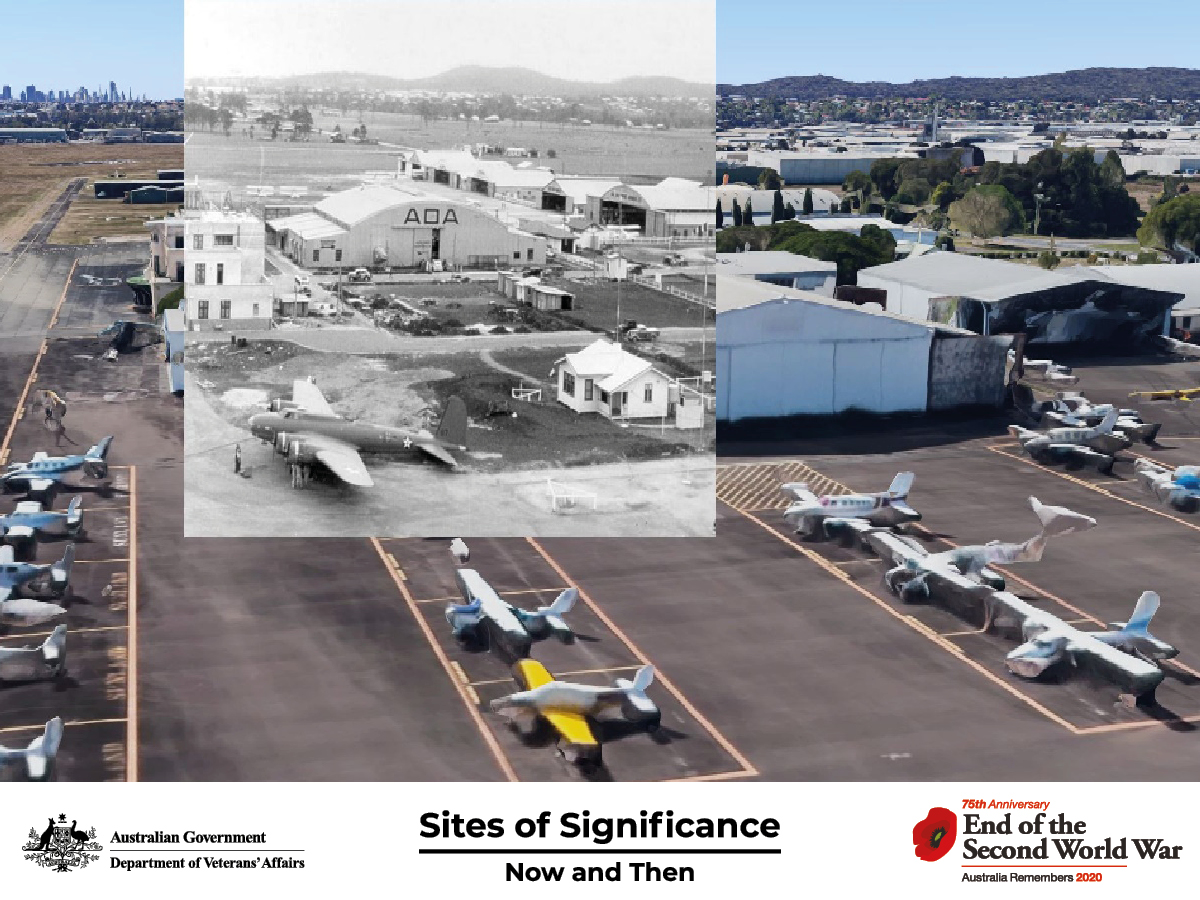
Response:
0,0,183,100
718,0,1197,87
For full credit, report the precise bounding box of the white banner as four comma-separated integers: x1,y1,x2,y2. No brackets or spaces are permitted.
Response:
0,783,1192,895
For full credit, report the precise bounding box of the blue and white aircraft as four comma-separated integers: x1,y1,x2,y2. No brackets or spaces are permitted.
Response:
0,717,63,780
0,497,84,549
1,437,113,494
446,568,578,659
782,472,920,537
0,625,67,682
0,544,74,625
1135,459,1200,512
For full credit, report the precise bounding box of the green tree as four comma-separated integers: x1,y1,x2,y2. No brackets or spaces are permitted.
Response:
1137,194,1200,253
731,198,743,228
949,184,1025,238
744,199,754,225
843,170,871,196
802,187,814,215
772,190,785,224
757,168,783,191
785,201,797,220
1037,250,1060,270
930,181,955,211
715,199,723,230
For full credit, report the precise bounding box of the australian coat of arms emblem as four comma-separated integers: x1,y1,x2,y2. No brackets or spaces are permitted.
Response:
23,814,103,872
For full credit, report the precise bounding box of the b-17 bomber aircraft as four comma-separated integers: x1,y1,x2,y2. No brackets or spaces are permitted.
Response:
1009,408,1129,474
248,379,468,488
782,472,919,537
0,717,63,780
854,497,1095,602
490,661,659,767
1134,459,1200,512
0,497,84,550
0,625,67,682
445,568,578,659
1005,590,1175,698
1,437,113,495
0,545,74,625
1038,392,1162,444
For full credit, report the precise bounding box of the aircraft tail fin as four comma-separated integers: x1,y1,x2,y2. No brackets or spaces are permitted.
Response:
52,544,74,586
540,587,578,619
41,625,67,667
630,665,655,693
435,397,468,449
1117,590,1160,635
1029,496,1097,538
66,495,82,526
886,471,914,498
1093,408,1120,435
25,717,63,780
87,436,114,461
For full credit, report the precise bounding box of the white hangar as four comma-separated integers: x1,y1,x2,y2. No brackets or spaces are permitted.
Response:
268,184,546,271
717,276,1012,423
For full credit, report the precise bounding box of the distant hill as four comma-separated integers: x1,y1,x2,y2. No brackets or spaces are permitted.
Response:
193,66,709,98
718,68,1200,101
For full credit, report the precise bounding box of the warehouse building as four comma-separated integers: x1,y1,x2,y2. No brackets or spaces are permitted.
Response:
585,178,715,239
717,276,1012,423
268,184,546,271
0,127,67,143
715,251,836,296
541,177,620,214
858,252,1184,345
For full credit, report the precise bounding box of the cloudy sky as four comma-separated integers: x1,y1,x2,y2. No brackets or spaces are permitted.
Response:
187,0,714,85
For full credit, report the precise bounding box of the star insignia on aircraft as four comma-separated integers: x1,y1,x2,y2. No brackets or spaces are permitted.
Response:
402,437,412,449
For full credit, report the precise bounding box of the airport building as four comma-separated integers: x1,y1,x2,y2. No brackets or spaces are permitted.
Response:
584,178,715,239
555,339,705,426
715,251,837,296
716,276,1012,423
0,127,68,143
268,184,546,271
858,252,1185,344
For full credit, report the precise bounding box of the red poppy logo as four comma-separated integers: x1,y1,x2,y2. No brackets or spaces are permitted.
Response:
913,807,957,862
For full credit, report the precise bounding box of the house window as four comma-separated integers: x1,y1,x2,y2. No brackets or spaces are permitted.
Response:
562,371,575,397
151,231,159,243
197,300,209,319
214,234,234,246
252,303,260,317
194,263,206,284
175,262,184,282
173,234,184,249
599,390,609,403
220,300,231,319
513,251,520,260
644,382,653,403
527,247,534,261
335,249,342,262
193,234,204,250
216,263,224,285
584,378,593,401
313,249,319,263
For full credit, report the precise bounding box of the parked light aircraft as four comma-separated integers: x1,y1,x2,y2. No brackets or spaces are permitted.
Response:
1009,350,1079,384
0,625,67,681
1037,392,1161,444
1129,386,1200,402
0,544,74,613
782,472,919,537
1,438,113,494
248,379,467,488
0,497,84,549
490,660,659,766
858,497,1095,601
1009,408,1128,473
1134,459,1200,512
0,717,63,780
445,568,578,658
1006,591,1174,693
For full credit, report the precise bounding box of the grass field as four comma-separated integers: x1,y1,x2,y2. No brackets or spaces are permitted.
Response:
0,143,183,247
48,196,181,245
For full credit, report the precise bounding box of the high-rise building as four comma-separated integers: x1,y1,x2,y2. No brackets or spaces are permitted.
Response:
25,84,37,103
1,85,11,101
110,81,117,102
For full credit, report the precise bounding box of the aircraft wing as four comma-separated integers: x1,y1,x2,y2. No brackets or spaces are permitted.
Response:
542,709,598,747
780,482,819,503
298,434,374,487
291,379,339,418
415,440,458,467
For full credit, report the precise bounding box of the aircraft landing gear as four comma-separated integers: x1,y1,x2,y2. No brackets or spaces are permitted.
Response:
289,464,311,489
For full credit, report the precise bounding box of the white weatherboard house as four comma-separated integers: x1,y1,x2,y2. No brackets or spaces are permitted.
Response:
555,339,673,420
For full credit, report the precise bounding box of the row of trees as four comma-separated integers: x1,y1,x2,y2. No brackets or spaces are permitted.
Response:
716,220,896,284
717,188,819,228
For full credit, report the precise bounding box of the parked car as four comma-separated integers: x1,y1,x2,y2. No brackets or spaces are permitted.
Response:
348,268,372,283
293,274,310,288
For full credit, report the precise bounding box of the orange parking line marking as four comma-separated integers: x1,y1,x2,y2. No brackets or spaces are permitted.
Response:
370,538,518,782
47,258,77,330
0,624,126,642
1,338,47,460
126,466,138,783
527,537,761,778
661,769,759,783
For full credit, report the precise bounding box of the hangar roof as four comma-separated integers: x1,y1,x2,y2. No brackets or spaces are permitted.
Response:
716,251,837,277
1089,264,1200,313
315,185,430,228
544,178,621,203
270,212,347,240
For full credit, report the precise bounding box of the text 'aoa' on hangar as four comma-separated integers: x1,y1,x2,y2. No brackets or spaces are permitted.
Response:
266,184,546,271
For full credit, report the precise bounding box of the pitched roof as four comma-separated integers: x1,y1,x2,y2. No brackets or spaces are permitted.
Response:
562,339,655,391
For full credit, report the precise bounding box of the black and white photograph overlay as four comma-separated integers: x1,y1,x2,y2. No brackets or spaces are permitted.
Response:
181,0,716,537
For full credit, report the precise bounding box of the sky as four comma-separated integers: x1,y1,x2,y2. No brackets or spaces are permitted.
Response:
718,0,1198,85
186,0,714,84
0,0,183,99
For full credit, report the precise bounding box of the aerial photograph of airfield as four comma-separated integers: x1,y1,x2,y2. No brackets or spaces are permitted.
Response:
180,51,717,537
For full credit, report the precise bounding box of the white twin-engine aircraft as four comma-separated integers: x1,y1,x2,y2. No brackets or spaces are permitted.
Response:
782,472,920,537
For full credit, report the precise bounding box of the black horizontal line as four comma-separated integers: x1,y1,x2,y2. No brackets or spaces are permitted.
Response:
418,848,780,855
